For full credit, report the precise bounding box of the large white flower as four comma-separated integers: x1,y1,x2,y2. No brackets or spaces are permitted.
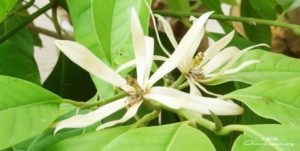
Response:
54,9,243,133
154,14,268,95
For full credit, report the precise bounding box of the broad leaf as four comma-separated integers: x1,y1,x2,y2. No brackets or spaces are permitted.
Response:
226,77,300,125
48,126,129,151
67,0,113,99
0,0,18,23
232,125,300,151
0,76,61,150
92,0,152,65
103,123,215,151
241,0,275,44
0,17,40,84
209,49,300,85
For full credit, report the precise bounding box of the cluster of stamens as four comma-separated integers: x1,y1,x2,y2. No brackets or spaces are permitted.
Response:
125,76,144,106
188,52,205,81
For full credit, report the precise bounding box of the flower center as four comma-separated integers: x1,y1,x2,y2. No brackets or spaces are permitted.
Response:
188,52,205,81
125,76,144,106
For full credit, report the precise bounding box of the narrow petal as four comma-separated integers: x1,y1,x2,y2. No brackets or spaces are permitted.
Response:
187,77,201,95
223,60,261,75
181,12,212,70
202,44,268,82
54,98,129,134
202,46,240,75
147,12,213,88
143,37,154,88
202,31,235,64
116,55,168,73
96,101,142,130
154,14,178,48
131,8,147,86
193,80,221,97
145,1,171,56
55,40,127,90
146,87,243,115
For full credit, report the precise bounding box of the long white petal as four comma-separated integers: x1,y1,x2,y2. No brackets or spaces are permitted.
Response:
223,60,261,75
181,12,212,70
55,40,127,90
143,37,154,88
187,77,201,95
202,31,235,64
154,14,178,48
96,101,142,130
193,80,220,97
202,44,268,83
116,55,168,73
54,98,129,134
202,46,240,75
146,87,243,115
131,8,147,87
147,12,213,88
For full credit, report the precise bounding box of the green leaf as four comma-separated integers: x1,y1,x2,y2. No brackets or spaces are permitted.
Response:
48,123,215,151
210,49,300,85
92,0,152,65
227,77,300,125
232,125,300,151
0,17,40,84
240,0,275,44
208,32,255,49
48,126,129,151
277,0,300,12
103,123,215,151
0,76,61,150
67,0,114,99
0,0,18,23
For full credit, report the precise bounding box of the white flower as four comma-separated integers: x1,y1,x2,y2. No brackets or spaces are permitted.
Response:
53,9,243,133
154,14,268,95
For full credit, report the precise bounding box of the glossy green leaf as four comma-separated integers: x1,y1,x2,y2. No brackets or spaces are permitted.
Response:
226,77,300,125
232,125,300,151
48,126,129,151
210,49,300,85
0,17,40,84
103,123,215,151
0,76,61,150
92,0,152,65
0,0,18,23
241,0,275,44
67,0,113,99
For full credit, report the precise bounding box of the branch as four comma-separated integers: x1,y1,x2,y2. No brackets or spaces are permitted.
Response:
154,10,300,34
0,1,54,43
27,24,73,40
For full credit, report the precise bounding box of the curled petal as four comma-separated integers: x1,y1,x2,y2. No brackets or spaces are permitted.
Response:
55,40,128,90
54,98,129,134
96,101,142,130
201,31,235,65
223,60,261,75
147,12,213,87
202,47,240,75
145,87,243,115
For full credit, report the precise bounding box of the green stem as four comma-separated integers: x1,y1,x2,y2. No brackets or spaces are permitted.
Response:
171,74,186,88
0,1,54,43
154,10,300,33
130,110,160,129
178,110,245,135
51,4,62,38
